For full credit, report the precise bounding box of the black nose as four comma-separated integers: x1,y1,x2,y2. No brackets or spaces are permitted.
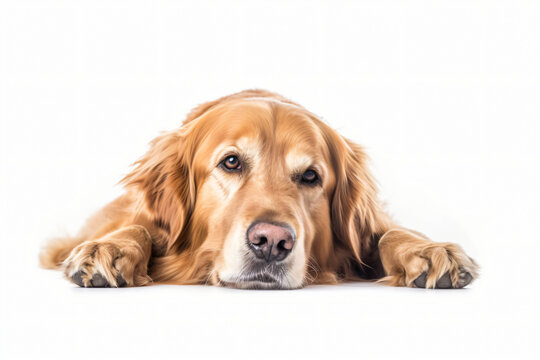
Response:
247,222,295,262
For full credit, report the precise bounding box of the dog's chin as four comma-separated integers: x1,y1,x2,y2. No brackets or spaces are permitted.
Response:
217,273,300,290
221,280,283,290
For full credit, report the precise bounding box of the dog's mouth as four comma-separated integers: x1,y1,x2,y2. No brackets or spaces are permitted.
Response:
218,267,292,289
216,256,299,289
218,273,283,289
241,273,278,284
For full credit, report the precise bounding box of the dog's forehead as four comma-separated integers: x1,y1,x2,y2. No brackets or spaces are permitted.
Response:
193,100,328,161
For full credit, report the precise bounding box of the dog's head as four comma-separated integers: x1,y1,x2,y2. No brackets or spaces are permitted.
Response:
124,90,390,289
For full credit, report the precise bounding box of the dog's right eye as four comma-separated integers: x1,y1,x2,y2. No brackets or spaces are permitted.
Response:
220,155,242,172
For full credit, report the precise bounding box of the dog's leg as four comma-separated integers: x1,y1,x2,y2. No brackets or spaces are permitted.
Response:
63,225,152,287
377,229,479,288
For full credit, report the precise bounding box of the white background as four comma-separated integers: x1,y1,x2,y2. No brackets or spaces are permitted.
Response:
1,1,539,359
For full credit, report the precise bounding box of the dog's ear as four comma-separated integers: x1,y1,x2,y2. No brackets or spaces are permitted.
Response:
327,133,391,265
121,92,256,251
121,129,195,251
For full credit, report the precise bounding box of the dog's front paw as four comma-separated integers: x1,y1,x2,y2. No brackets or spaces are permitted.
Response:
379,231,479,289
401,243,478,289
63,226,152,287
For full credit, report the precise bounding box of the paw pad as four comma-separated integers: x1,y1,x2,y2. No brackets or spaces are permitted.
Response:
414,270,473,289
70,271,127,288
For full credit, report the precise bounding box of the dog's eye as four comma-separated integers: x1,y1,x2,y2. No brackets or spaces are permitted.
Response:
220,155,241,171
300,169,319,184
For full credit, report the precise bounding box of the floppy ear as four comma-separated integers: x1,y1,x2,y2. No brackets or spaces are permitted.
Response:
329,134,391,265
121,130,195,251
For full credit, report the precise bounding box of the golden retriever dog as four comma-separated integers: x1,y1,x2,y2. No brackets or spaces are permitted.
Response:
40,90,478,289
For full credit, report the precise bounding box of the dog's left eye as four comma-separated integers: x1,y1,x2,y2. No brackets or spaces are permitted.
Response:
300,169,319,184
220,155,242,171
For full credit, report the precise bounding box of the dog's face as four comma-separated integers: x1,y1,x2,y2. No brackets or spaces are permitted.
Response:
190,99,336,289
125,91,385,289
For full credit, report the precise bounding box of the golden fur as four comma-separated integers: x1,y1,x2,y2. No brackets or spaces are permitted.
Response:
40,90,478,289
